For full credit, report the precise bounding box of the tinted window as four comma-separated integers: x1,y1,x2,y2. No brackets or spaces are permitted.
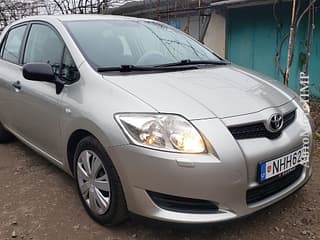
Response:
65,20,220,68
2,25,27,64
24,24,64,74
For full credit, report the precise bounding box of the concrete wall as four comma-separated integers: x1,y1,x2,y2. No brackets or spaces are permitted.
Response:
203,10,226,57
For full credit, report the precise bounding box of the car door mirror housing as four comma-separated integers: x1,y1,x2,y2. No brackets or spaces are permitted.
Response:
23,63,56,83
22,63,65,95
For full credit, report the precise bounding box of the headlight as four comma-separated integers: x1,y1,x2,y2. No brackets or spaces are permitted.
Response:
115,114,206,153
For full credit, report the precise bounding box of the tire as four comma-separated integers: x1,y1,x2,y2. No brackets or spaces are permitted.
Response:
73,136,128,226
0,122,14,143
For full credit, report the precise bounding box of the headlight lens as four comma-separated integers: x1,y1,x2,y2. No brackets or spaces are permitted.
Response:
115,114,206,153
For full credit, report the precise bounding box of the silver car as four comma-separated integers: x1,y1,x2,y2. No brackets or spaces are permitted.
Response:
0,15,314,225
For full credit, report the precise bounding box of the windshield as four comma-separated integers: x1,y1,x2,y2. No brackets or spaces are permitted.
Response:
64,20,221,69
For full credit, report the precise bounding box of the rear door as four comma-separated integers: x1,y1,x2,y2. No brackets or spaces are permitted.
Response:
0,24,27,129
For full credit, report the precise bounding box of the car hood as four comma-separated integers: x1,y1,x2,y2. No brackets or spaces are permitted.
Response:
103,65,295,120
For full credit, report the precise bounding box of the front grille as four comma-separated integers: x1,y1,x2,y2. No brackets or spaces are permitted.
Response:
147,191,219,214
228,110,296,140
246,165,303,204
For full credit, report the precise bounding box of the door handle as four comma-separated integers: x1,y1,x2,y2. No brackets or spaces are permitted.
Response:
12,81,21,92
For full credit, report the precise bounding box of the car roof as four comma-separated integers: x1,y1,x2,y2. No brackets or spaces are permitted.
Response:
1,14,157,34
19,14,151,23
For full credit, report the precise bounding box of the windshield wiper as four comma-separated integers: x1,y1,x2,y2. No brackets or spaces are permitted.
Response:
97,64,199,73
155,59,230,68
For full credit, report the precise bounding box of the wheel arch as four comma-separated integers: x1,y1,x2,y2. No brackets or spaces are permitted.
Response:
62,116,129,197
67,129,93,176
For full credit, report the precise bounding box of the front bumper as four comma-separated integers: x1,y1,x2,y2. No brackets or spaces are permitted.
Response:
107,104,313,223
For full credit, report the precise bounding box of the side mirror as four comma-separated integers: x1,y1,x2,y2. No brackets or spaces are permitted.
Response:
23,63,55,83
22,63,64,94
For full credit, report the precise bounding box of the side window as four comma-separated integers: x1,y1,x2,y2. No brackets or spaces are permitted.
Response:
1,25,27,64
23,24,64,75
61,48,79,83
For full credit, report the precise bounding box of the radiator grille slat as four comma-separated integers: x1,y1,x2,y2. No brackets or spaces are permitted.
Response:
228,110,296,140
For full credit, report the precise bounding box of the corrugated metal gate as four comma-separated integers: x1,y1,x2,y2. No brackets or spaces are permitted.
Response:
227,3,320,97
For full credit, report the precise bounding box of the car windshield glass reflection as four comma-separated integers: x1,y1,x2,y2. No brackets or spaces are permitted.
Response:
65,20,221,69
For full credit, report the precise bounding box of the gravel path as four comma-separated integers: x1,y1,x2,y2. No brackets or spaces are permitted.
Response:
0,134,319,240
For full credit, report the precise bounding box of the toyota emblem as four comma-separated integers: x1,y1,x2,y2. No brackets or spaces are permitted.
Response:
268,113,284,132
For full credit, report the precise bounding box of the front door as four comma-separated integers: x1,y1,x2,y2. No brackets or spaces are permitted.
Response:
11,23,66,162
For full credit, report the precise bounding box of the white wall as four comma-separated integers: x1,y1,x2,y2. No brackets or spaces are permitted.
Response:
203,11,226,58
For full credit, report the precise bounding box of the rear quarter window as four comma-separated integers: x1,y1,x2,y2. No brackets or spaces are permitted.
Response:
1,25,27,64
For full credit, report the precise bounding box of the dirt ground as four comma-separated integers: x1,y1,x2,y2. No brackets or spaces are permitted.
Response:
0,125,319,240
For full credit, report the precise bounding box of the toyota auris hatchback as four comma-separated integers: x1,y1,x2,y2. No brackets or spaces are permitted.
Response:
0,15,313,225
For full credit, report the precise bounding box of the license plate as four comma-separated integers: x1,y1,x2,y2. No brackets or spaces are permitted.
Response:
259,147,305,182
